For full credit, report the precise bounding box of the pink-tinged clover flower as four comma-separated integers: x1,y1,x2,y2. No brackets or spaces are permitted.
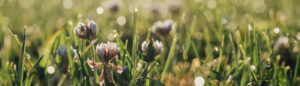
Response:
87,41,127,85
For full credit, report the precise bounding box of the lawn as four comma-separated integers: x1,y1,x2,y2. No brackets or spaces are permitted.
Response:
0,0,300,85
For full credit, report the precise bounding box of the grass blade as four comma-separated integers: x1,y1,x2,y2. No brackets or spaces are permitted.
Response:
294,41,300,83
18,28,27,86
160,23,178,82
132,8,138,64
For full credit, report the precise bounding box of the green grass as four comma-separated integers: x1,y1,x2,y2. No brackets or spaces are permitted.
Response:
0,0,300,85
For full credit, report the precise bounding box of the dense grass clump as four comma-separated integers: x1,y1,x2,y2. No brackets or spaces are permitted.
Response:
0,0,300,85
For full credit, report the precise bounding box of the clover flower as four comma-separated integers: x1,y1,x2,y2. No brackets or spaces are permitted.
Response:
167,0,182,14
56,45,79,62
96,42,120,63
102,0,123,13
87,41,127,85
56,45,79,73
151,20,175,36
273,36,289,52
74,20,98,39
141,40,163,62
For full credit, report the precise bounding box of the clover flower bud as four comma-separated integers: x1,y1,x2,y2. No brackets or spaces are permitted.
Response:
56,45,79,73
153,40,163,55
142,40,163,56
141,40,163,62
102,0,123,13
167,0,182,14
151,20,175,36
74,20,98,39
273,36,289,53
56,45,78,62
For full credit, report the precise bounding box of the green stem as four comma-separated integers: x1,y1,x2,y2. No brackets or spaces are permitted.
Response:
18,28,27,86
293,42,300,83
160,36,177,82
132,8,138,64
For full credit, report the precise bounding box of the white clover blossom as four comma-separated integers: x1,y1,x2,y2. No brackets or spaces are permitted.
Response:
56,45,68,58
151,20,175,36
273,36,289,52
167,0,182,14
56,45,78,62
74,20,98,39
96,42,120,62
102,0,123,13
153,40,163,55
88,20,98,36
141,40,163,56
141,41,148,53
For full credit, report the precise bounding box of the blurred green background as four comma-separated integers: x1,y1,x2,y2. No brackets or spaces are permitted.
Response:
1,0,300,85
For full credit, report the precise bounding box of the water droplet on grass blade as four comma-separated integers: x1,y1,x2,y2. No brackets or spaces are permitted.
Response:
97,7,104,14
117,16,126,25
47,66,55,74
135,8,138,12
194,76,205,86
63,0,73,9
207,0,216,9
221,17,227,24
248,24,252,31
274,27,280,33
250,65,256,71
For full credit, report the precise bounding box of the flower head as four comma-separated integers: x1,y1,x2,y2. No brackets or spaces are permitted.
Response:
167,0,182,14
56,45,79,73
74,20,98,39
88,42,126,85
151,20,175,36
56,45,79,62
96,42,120,62
141,40,163,62
102,0,123,13
273,36,289,53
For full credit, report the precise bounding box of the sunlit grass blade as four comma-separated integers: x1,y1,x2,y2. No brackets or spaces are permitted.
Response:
132,8,138,63
204,27,212,60
294,41,300,83
18,28,27,86
29,55,44,73
160,23,178,82
191,41,200,59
